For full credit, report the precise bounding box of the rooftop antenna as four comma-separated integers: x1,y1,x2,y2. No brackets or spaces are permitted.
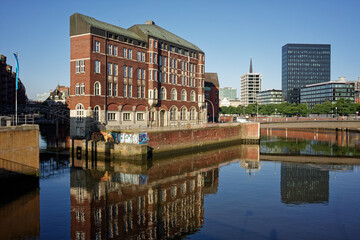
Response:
249,58,253,73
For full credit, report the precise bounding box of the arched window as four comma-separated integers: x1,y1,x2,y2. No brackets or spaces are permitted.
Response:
170,106,177,121
160,87,166,100
76,104,84,121
190,91,196,102
180,107,187,121
94,106,100,122
94,82,101,96
181,90,186,101
190,108,196,120
171,89,177,101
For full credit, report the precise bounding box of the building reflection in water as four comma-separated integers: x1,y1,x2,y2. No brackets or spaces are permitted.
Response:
0,189,40,239
70,144,260,239
280,163,329,205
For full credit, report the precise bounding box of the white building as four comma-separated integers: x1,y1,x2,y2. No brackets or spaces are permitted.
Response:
240,58,262,106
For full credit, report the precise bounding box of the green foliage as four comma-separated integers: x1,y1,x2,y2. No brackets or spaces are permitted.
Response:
219,99,360,116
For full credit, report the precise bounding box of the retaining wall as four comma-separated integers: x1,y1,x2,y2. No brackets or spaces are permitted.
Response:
71,122,260,159
0,125,39,176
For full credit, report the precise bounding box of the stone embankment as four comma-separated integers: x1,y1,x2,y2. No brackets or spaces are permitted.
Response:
72,122,260,160
0,125,39,178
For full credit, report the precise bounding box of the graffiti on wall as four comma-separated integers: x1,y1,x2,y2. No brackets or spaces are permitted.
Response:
91,132,149,145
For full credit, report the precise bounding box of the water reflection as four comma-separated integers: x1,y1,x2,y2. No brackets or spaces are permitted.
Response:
70,165,211,239
261,128,360,157
70,145,260,240
281,163,329,205
0,189,40,239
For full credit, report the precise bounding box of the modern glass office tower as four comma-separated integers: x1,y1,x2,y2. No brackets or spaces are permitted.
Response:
257,89,283,105
300,78,355,108
219,87,237,100
282,44,331,104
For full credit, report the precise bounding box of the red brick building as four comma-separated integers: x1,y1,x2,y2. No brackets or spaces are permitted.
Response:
204,73,220,122
0,54,28,109
69,13,206,137
47,84,70,106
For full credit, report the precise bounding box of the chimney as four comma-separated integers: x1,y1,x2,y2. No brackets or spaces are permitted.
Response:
145,20,155,25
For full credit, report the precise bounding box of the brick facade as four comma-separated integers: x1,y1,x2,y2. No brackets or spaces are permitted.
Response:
204,73,220,122
69,14,207,138
0,54,28,108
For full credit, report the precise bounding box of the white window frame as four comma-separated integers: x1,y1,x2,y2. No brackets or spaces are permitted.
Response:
95,41,100,53
95,60,100,73
141,52,145,62
128,84,132,98
80,60,85,73
94,82,101,96
80,83,85,95
113,82,117,96
107,112,116,121
107,44,112,55
191,91,195,102
114,64,118,76
107,63,113,75
160,87,166,100
170,107,177,121
141,86,145,98
108,82,112,96
123,112,131,121
171,89,177,101
123,84,127,97
142,69,145,80
113,45,118,56
123,66,128,77
76,61,80,73
128,66,132,78
181,90,186,101
75,83,80,95
137,112,144,121
76,103,84,122
94,106,100,122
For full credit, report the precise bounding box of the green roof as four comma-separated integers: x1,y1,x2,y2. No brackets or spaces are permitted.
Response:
71,13,143,41
70,13,203,53
130,24,203,53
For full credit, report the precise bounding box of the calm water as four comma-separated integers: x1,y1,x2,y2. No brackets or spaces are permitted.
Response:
1,129,360,240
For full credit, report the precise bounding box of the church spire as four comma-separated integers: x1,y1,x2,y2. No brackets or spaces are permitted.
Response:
249,58,253,73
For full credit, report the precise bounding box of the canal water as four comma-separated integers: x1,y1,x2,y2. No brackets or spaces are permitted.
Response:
1,128,360,239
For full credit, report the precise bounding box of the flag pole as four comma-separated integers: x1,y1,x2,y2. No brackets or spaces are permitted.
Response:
13,52,19,126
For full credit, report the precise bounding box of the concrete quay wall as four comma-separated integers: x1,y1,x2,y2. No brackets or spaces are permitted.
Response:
0,125,39,176
261,120,360,131
72,122,260,159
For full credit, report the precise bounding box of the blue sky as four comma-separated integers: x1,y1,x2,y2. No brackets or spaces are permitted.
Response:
1,0,359,99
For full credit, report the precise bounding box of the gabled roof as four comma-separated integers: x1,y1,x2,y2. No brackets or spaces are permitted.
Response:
70,13,203,53
205,73,219,87
129,24,203,53
70,13,143,41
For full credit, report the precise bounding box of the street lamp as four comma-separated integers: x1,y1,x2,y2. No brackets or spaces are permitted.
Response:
335,107,338,120
204,99,215,123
